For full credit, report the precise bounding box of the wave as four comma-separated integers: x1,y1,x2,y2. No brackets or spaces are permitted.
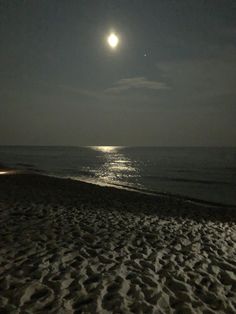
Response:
142,175,232,185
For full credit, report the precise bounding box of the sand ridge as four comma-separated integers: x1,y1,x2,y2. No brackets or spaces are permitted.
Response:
0,174,236,313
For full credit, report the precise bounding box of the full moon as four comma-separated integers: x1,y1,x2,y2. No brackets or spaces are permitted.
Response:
107,33,119,49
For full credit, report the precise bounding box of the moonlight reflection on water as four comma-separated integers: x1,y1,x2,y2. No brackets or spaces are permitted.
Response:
89,146,120,153
89,146,139,184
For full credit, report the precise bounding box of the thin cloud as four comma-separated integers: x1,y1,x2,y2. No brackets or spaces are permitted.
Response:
105,77,169,93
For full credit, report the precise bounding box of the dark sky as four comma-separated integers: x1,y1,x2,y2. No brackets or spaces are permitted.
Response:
0,0,236,146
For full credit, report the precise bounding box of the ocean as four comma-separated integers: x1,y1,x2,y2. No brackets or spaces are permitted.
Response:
0,146,236,206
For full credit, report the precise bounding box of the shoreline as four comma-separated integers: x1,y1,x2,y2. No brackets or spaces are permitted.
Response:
0,172,236,312
72,176,236,209
1,162,236,210
1,169,236,216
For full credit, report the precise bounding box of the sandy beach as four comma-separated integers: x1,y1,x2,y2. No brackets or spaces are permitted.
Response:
0,172,236,313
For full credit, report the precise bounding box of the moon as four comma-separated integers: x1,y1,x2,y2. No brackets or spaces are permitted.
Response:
107,33,119,49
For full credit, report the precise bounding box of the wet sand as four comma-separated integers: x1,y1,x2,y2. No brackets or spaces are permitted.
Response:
0,173,236,313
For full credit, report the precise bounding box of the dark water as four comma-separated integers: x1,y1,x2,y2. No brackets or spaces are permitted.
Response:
0,146,236,205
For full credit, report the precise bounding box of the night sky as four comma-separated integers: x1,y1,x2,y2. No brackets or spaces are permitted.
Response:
0,0,236,146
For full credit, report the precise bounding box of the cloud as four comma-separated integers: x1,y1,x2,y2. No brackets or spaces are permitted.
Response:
105,77,169,94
